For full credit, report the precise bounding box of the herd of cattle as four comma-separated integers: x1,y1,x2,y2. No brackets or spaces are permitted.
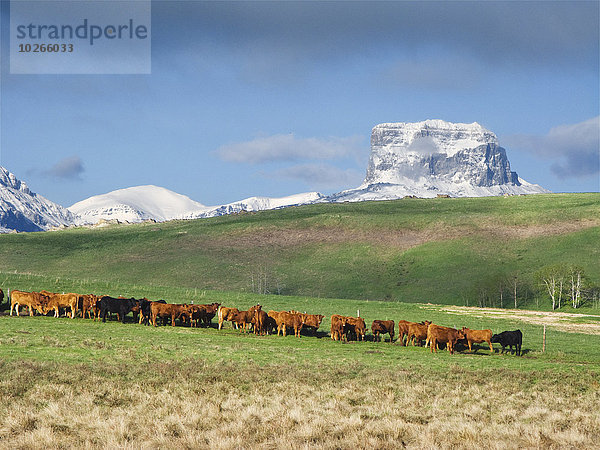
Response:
3,288,523,355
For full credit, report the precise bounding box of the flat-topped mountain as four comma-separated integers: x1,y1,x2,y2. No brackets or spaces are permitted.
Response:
328,120,548,201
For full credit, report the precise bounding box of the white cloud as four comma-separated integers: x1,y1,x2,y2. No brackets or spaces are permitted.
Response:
216,133,365,164
504,117,599,178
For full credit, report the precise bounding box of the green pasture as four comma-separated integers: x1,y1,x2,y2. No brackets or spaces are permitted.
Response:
1,288,599,375
0,193,598,308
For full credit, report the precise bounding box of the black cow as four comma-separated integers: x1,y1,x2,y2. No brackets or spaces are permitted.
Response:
99,296,139,323
491,330,522,356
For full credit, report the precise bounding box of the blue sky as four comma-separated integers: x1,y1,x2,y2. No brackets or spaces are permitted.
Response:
1,1,598,207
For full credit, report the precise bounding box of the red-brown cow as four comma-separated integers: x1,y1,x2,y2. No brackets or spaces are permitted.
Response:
151,302,192,327
397,320,417,346
81,294,101,320
10,290,48,316
232,305,262,332
218,306,240,330
371,320,395,343
330,314,347,341
427,324,465,355
407,321,432,346
461,327,494,353
299,313,324,335
252,309,269,335
344,316,366,341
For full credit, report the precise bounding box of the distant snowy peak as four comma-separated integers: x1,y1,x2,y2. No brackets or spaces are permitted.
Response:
0,166,32,194
348,119,549,200
178,192,324,219
371,120,498,158
0,166,76,232
69,185,207,224
70,185,324,224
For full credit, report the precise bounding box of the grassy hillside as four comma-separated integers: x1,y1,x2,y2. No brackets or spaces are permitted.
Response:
0,193,598,308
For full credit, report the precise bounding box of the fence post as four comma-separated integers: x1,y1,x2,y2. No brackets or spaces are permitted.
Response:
542,324,546,353
357,309,360,318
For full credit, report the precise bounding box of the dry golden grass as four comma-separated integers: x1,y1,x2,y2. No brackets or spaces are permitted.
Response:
1,359,598,449
421,304,600,335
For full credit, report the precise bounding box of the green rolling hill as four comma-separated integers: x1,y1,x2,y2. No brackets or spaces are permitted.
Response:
0,193,598,309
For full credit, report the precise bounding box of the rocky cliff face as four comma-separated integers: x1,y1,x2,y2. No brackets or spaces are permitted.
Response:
365,120,519,186
331,120,548,201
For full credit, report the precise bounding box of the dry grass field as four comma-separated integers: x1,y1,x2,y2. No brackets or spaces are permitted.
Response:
1,359,599,449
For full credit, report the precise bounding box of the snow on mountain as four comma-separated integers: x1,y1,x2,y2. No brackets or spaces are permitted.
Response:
69,185,324,224
68,185,209,224
0,166,76,232
0,120,549,232
329,119,549,201
179,192,325,219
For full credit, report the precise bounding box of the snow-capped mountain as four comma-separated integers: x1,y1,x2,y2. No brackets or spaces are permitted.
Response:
0,120,549,232
179,192,325,220
68,185,208,224
328,120,549,201
0,166,76,232
69,186,323,224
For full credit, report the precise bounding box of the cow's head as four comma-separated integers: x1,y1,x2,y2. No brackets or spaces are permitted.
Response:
36,294,50,314
491,334,501,343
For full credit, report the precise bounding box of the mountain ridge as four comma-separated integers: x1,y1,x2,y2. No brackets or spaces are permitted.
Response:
0,166,76,232
1,119,550,231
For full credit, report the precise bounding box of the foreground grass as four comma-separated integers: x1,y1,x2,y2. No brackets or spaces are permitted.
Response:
1,288,600,448
1,356,599,448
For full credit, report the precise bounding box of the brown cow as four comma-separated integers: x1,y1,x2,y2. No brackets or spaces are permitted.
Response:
252,309,269,335
268,310,283,330
271,311,304,337
407,321,432,346
461,327,494,353
299,314,324,335
218,306,240,330
264,315,277,335
41,291,79,319
427,324,465,355
10,290,48,316
199,302,220,327
371,320,395,343
344,316,366,341
150,302,191,327
189,305,206,328
177,304,194,326
330,314,347,341
397,320,418,346
232,305,262,332
81,294,101,320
